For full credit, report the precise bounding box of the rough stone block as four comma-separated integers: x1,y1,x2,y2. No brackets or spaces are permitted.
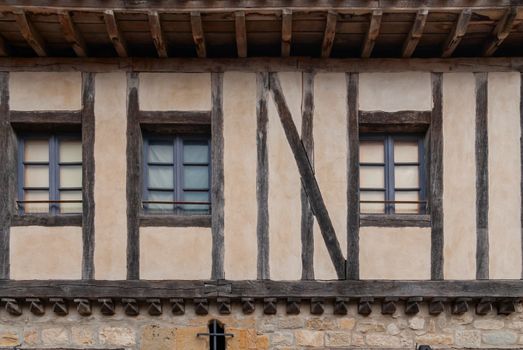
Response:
455,330,481,348
326,331,351,347
141,325,176,350
295,330,324,347
482,330,518,345
99,327,135,346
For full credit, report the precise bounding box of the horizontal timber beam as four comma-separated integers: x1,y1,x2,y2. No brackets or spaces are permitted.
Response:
1,280,523,299
1,57,523,73
0,1,518,12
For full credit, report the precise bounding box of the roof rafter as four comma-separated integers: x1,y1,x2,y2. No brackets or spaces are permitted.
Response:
361,10,382,58
190,11,206,58
58,10,88,57
281,8,292,57
402,9,428,58
14,10,46,56
441,8,472,58
482,7,518,56
104,10,127,57
321,11,337,58
148,11,168,58
235,11,247,58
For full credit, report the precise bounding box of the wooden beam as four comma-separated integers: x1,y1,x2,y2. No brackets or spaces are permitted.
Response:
104,10,127,57
9,111,82,124
361,10,382,58
0,35,8,57
14,11,46,56
190,12,206,58
475,72,489,280
321,11,337,58
58,11,87,57
0,72,10,279
256,72,269,280
521,73,523,280
441,9,471,58
139,215,211,228
402,9,428,58
11,214,82,227
269,73,345,279
139,110,211,125
235,11,247,58
281,9,292,57
360,214,431,227
148,11,168,58
359,110,431,125
482,7,518,57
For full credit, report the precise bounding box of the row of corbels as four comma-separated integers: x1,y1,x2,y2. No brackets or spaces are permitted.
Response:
0,297,517,317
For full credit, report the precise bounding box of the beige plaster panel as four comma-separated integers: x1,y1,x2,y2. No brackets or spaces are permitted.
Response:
360,227,431,280
223,72,257,280
359,72,432,112
442,73,476,279
488,72,522,279
10,72,82,111
10,226,82,279
313,73,348,279
139,73,211,111
268,72,302,280
93,72,128,280
140,227,212,279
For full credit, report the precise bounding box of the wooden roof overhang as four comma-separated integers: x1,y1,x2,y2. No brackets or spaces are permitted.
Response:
0,1,521,59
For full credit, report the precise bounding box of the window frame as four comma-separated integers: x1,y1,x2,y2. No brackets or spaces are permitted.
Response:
17,133,83,216
142,133,212,216
359,133,427,215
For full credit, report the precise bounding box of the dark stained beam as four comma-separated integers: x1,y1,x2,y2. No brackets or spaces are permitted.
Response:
321,11,337,58
14,11,47,56
269,73,345,279
235,11,247,58
0,35,8,57
0,72,10,279
104,10,127,57
441,8,471,58
190,12,206,58
402,9,428,58
482,7,518,57
58,11,88,57
148,11,168,58
361,10,382,58
281,8,292,57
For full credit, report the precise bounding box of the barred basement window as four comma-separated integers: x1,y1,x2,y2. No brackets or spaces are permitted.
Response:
197,319,233,350
142,134,211,215
359,134,426,214
17,134,82,215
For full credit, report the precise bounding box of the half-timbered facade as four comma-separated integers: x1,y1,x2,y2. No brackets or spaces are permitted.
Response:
1,1,523,349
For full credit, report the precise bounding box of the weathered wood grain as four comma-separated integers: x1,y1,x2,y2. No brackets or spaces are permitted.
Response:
441,9,471,58
11,215,82,227
190,12,206,58
58,11,88,57
139,110,211,125
482,7,517,57
402,9,428,58
361,10,382,58
14,11,47,56
235,11,247,58
148,11,168,58
139,215,211,227
347,72,359,280
0,72,10,279
281,9,292,57
104,10,128,57
321,11,337,58
360,214,431,227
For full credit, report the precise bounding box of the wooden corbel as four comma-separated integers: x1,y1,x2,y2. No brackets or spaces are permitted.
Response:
334,297,348,315
98,298,115,316
147,298,162,315
381,297,398,315
74,298,91,316
429,297,447,315
50,298,68,316
122,298,139,316
405,297,423,315
310,298,325,315
27,298,44,316
2,298,22,316
194,298,209,315
286,298,301,315
241,298,255,314
217,298,231,315
171,298,185,315
452,298,471,315
263,298,277,315
358,297,373,316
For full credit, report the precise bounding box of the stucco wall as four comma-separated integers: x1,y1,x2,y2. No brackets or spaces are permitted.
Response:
488,72,522,279
10,226,82,279
139,227,212,279
10,72,82,111
93,72,128,280
268,72,303,280
442,73,476,279
359,72,432,112
223,72,257,280
138,73,211,111
313,73,348,279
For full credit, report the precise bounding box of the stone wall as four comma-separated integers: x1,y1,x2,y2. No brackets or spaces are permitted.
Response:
2,301,523,349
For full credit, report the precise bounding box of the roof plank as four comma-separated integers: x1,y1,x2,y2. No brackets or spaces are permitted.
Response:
148,11,168,58
361,10,382,58
321,11,337,58
441,8,471,58
281,8,292,57
58,11,88,57
402,9,428,58
235,11,247,58
482,7,518,56
14,10,47,56
104,9,127,57
190,11,206,58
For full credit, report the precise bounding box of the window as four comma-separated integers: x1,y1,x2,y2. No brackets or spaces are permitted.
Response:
359,134,426,214
18,134,82,215
143,135,211,215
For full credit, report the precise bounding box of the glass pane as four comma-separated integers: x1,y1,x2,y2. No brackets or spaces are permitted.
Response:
395,191,420,214
184,166,209,190
184,142,209,164
360,166,385,189
182,191,210,213
60,165,82,188
394,140,418,163
60,190,82,214
148,142,173,164
360,140,384,163
148,166,174,189
23,190,49,213
24,139,49,162
395,165,419,189
59,140,82,163
24,165,49,188
146,191,174,212
360,191,385,214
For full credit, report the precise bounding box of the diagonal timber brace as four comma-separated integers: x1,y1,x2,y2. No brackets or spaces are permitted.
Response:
269,72,346,279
